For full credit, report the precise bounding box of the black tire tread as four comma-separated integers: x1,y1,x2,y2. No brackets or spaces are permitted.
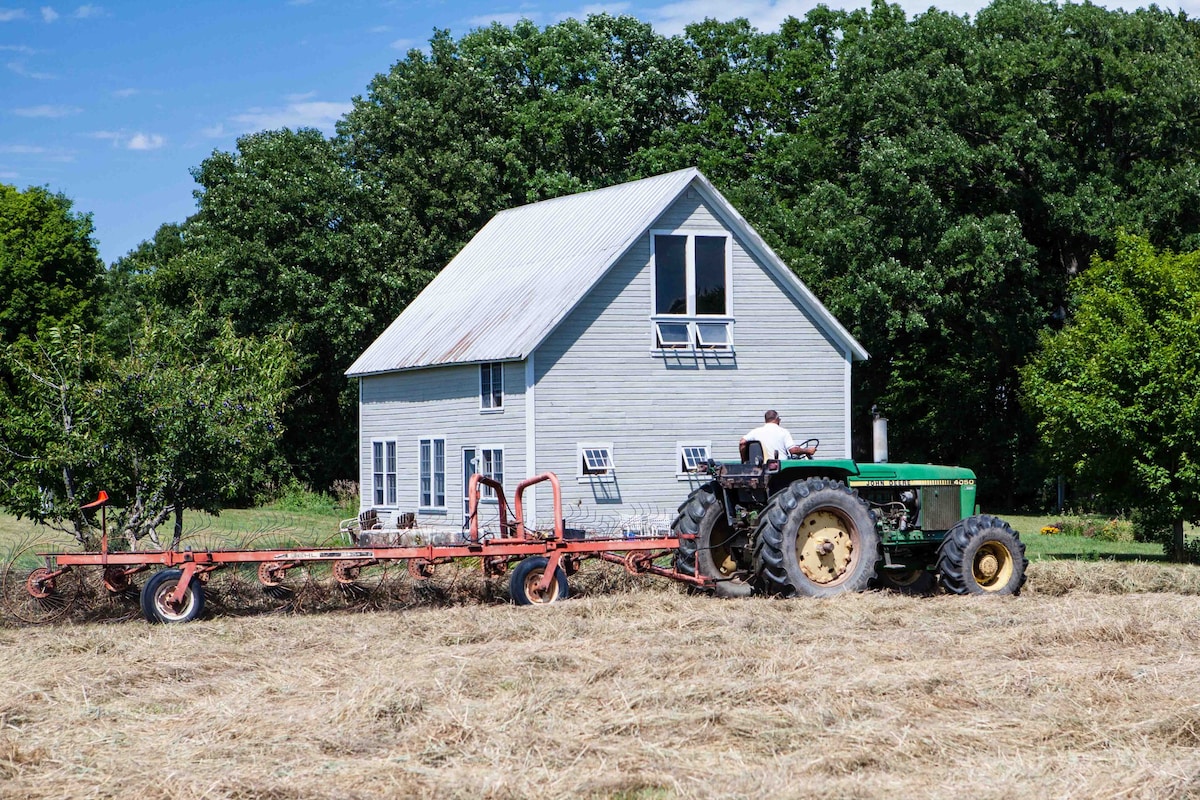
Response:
937,514,1028,596
671,483,718,580
752,477,878,597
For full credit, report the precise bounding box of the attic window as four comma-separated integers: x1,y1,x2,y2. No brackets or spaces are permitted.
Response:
651,231,733,351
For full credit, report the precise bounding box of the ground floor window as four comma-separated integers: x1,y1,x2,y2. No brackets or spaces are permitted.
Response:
372,439,398,506
419,437,446,509
479,447,504,500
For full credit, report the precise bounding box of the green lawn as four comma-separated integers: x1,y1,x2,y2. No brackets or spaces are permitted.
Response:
0,504,348,555
1002,512,1181,562
0,506,1186,565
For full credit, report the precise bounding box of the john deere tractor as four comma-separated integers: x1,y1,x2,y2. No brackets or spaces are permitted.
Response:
672,442,1027,598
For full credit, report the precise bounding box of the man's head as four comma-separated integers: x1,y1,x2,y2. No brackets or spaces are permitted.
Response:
764,409,780,423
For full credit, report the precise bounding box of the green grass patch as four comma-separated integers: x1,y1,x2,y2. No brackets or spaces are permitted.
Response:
0,504,347,554
1001,512,1190,562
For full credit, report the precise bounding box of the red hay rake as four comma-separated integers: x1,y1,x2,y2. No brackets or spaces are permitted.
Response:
0,472,712,625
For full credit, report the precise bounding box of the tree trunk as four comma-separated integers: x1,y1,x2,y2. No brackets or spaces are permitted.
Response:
171,504,184,550
1172,519,1186,563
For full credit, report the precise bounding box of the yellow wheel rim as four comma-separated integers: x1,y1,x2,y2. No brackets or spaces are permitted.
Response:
796,509,856,585
972,541,1014,591
710,516,739,577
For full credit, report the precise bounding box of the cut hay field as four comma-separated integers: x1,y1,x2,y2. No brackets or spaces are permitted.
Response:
3,509,1200,799
2,568,1200,799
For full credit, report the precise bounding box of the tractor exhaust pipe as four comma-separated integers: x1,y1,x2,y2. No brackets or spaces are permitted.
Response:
872,405,888,463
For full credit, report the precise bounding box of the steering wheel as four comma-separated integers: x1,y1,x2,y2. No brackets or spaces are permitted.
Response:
796,438,819,460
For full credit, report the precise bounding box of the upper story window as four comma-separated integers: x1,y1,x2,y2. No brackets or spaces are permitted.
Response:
480,362,503,411
651,232,733,350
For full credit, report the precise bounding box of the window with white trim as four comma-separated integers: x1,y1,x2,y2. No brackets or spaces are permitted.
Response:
480,447,504,500
480,362,503,411
419,437,446,510
652,231,733,350
677,442,711,476
578,443,614,479
372,440,398,506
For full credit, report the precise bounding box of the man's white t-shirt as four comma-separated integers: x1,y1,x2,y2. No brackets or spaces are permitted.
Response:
744,422,795,460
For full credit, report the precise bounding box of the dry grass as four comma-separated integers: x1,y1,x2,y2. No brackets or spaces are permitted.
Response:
1,559,1200,799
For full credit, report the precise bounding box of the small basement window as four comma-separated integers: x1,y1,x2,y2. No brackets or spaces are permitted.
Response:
678,443,711,475
579,444,614,478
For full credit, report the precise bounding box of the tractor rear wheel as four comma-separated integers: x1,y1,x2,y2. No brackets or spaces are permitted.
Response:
671,483,752,598
753,478,878,597
937,514,1027,595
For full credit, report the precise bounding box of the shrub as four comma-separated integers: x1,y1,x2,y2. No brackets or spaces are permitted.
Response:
331,479,359,511
268,482,339,514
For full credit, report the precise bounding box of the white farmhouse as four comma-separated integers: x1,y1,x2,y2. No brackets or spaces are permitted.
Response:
346,168,867,534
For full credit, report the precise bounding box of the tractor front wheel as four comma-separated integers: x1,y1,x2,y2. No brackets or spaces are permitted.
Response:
937,515,1027,595
753,478,879,597
671,483,752,598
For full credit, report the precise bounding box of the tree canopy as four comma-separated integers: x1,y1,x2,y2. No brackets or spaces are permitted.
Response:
1021,235,1200,560
0,315,293,546
0,184,103,345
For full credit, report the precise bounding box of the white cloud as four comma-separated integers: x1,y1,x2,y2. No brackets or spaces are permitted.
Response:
126,132,164,150
200,123,225,138
8,61,55,79
230,100,351,134
72,4,103,18
0,143,74,161
0,45,36,54
390,37,416,50
41,6,58,22
285,91,317,102
369,25,390,33
13,104,80,117
0,170,18,179
112,87,138,98
0,9,28,22
87,130,165,150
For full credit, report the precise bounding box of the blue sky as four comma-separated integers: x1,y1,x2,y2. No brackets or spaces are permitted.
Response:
2,0,1195,265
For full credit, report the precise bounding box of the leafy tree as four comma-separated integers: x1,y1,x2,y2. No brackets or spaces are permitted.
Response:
0,184,103,344
143,129,424,487
1021,235,1200,561
0,315,293,547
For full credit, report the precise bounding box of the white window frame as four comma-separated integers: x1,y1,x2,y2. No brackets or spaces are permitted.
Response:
480,362,503,412
676,441,712,478
650,230,735,352
371,438,399,507
418,436,446,512
578,442,615,481
478,446,504,502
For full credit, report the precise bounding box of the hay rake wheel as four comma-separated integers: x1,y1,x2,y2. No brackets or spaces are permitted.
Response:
0,538,84,625
331,557,391,604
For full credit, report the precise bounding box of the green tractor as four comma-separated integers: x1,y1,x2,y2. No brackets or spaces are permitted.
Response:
672,441,1027,598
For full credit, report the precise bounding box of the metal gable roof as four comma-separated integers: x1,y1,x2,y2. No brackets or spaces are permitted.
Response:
345,168,866,377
